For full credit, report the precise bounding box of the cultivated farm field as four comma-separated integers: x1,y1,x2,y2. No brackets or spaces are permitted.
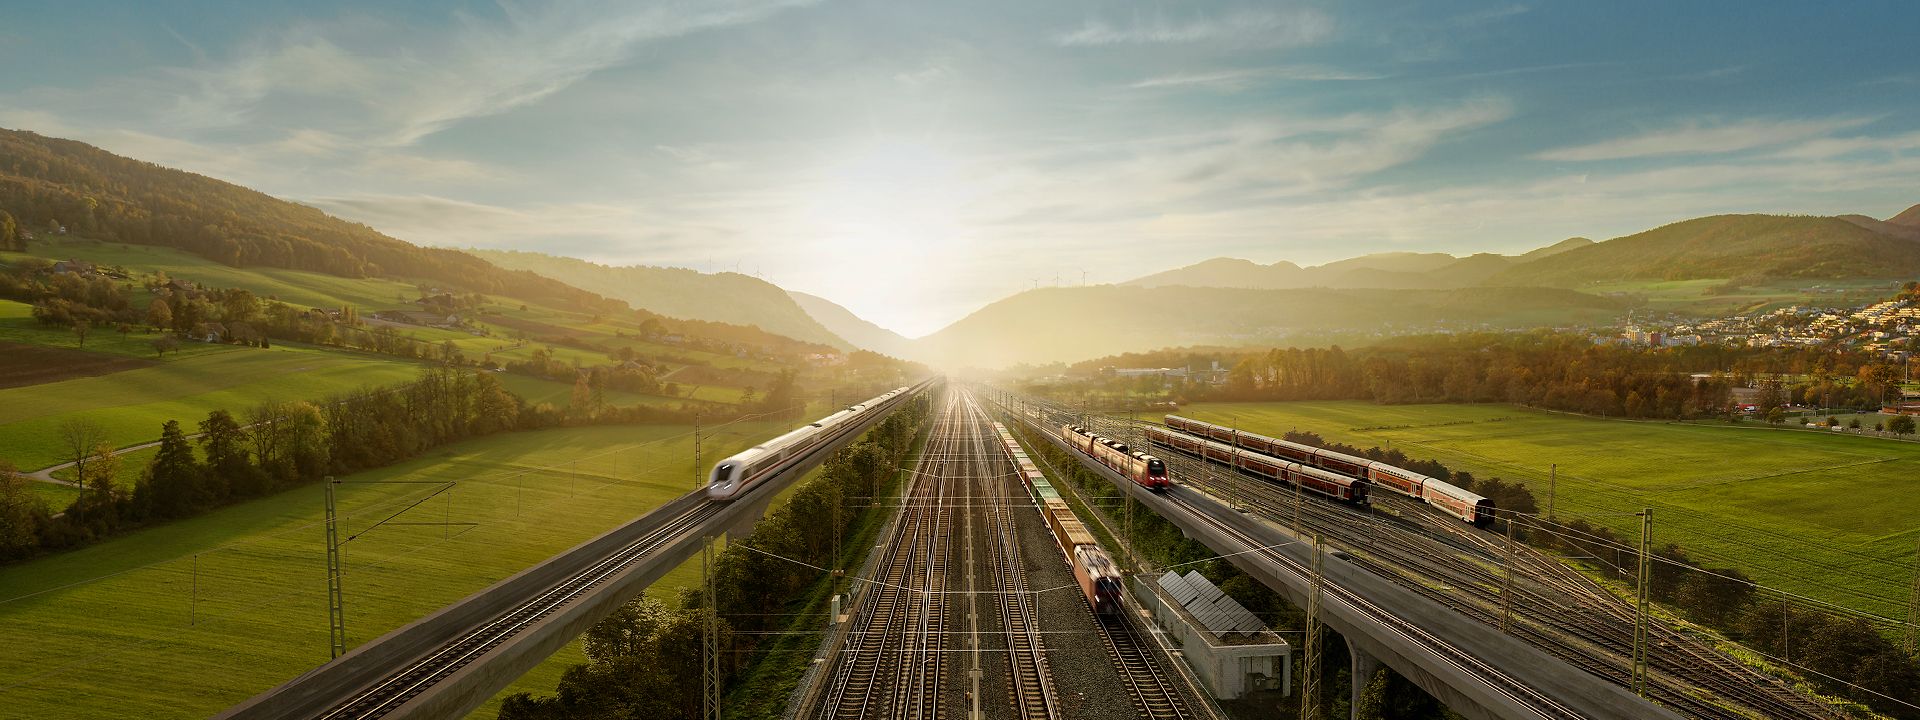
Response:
0,422,796,720
1181,401,1920,620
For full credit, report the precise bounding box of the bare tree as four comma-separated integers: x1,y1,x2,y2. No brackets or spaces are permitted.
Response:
59,418,108,487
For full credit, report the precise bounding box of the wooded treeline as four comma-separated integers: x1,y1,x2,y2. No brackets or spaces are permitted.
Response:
499,395,929,720
0,368,529,560
1088,332,1909,419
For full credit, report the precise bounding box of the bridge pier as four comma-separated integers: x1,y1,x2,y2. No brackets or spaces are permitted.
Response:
1348,636,1381,719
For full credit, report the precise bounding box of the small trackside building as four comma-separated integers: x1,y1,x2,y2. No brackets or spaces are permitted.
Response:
1133,570,1291,700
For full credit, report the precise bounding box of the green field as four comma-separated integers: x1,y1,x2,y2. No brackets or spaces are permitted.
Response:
0,340,423,470
3,238,431,311
1182,401,1920,620
0,421,802,719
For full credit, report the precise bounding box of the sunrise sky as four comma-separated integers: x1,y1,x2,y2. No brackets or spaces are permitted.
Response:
4,1,1917,334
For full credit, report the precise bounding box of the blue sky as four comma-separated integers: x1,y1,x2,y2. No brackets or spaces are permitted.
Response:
3,1,1918,335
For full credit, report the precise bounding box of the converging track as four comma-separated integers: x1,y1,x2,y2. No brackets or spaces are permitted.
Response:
817,394,958,720
814,388,1201,720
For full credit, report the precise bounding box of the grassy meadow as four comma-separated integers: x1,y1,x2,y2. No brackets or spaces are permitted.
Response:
0,421,803,719
0,339,422,469
1180,401,1920,620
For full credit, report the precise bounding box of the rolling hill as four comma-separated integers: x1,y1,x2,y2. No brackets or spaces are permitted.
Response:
0,129,614,312
1482,214,1920,287
465,249,852,350
788,291,917,359
915,285,1627,368
1889,203,1920,228
1125,241,1593,291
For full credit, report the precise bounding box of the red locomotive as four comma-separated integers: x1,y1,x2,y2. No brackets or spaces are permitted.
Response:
1059,425,1171,490
1145,425,1368,504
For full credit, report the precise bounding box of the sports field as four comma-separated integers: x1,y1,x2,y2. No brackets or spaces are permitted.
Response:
1182,401,1920,620
0,421,798,719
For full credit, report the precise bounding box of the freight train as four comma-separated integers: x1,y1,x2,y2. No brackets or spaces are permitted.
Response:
1143,426,1369,504
1042,497,1123,615
1162,415,1492,526
1058,425,1172,491
705,386,915,500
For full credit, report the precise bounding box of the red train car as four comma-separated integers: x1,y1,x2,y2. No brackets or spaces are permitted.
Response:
1145,425,1367,504
1059,425,1171,490
1160,417,1492,526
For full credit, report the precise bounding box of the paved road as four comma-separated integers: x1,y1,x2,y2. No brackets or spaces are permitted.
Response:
25,435,189,486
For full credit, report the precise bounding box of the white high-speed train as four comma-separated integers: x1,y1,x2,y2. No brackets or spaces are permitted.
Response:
705,385,915,500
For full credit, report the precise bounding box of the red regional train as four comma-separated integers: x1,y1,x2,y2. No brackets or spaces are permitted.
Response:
1058,425,1171,491
1162,415,1493,526
1143,426,1368,504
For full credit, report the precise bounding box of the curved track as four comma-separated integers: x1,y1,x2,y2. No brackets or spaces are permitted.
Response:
1075,404,1835,720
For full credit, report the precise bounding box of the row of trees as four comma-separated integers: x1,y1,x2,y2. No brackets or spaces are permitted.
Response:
0,368,532,561
500,394,930,719
1074,331,1911,421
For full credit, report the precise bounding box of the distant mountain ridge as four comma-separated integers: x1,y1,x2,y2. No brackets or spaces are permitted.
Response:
467,249,853,350
787,291,917,359
1889,203,1920,228
1128,206,1919,292
917,285,1626,368
1125,239,1592,291
1483,214,1920,287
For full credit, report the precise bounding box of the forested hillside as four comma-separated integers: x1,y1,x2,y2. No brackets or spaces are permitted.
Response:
917,285,1626,367
468,249,851,349
0,129,617,311
1485,214,1920,287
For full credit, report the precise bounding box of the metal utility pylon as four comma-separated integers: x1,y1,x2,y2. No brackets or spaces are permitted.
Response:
1501,513,1515,633
703,534,721,720
1907,538,1920,656
1300,534,1325,719
324,476,346,659
1632,508,1653,695
693,419,703,490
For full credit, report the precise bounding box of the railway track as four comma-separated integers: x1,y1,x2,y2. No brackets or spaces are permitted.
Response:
317,502,724,720
964,393,1060,720
1077,406,1834,720
817,394,958,720
1093,610,1192,720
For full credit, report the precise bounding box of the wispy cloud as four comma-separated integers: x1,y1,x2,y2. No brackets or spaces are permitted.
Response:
1130,65,1382,90
1056,8,1333,48
1533,117,1876,161
1452,4,1529,27
6,0,819,162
